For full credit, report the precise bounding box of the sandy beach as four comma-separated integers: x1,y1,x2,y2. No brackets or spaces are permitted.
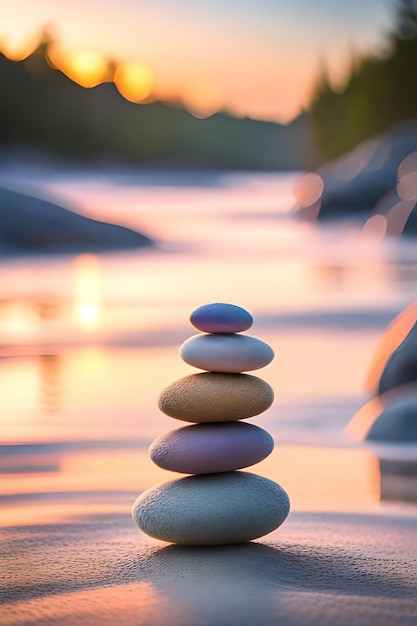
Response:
2,509,417,626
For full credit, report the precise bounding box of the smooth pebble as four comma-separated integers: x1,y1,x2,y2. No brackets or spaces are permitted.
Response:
190,303,253,334
158,372,274,422
150,422,274,474
181,333,274,373
132,471,290,545
366,396,417,442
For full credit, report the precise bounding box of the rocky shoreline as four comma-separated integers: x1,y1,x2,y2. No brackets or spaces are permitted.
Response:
0,186,153,256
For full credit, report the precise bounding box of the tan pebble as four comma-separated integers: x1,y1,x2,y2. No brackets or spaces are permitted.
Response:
158,372,274,422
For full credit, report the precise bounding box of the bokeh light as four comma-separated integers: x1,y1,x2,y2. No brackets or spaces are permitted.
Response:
0,302,40,338
43,41,64,69
73,254,102,331
65,50,108,88
398,150,417,178
329,139,386,182
114,63,154,103
182,78,221,119
396,150,417,205
1,33,38,61
360,214,387,239
385,199,416,237
292,172,324,207
397,171,417,201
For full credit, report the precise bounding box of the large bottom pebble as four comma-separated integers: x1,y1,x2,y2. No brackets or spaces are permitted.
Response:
132,471,290,545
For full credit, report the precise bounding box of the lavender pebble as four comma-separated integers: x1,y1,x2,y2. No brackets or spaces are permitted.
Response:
150,421,274,474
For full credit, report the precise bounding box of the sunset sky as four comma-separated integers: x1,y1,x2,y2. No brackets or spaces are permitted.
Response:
1,0,395,122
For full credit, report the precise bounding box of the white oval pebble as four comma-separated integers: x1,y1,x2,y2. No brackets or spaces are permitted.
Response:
180,333,274,373
132,471,290,545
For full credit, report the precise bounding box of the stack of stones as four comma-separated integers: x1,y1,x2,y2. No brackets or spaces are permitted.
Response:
132,303,290,545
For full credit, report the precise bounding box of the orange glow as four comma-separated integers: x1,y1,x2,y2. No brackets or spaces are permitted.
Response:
364,302,417,394
0,500,129,527
346,395,385,440
1,582,174,624
0,443,381,528
0,448,164,500
76,346,106,370
259,445,380,512
182,78,221,118
0,302,40,339
1,34,39,61
346,384,417,441
155,83,181,105
73,254,102,330
2,1,392,124
114,63,154,103
65,50,108,88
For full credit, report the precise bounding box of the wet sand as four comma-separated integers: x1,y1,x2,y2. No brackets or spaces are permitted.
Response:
2,510,417,626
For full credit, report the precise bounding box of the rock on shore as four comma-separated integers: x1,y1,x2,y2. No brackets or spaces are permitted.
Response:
294,119,417,236
0,186,153,255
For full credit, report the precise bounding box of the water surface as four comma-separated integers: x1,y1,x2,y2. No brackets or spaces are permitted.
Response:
1,167,417,528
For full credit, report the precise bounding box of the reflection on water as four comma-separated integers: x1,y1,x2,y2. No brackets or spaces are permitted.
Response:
346,381,417,503
3,433,417,527
73,254,102,331
39,353,64,414
379,457,417,503
346,380,417,504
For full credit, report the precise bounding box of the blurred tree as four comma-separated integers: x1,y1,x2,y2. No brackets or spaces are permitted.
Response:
0,31,316,169
310,0,417,161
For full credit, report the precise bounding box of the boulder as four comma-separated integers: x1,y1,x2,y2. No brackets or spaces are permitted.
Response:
295,119,417,225
0,186,153,255
378,322,417,396
366,396,417,442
